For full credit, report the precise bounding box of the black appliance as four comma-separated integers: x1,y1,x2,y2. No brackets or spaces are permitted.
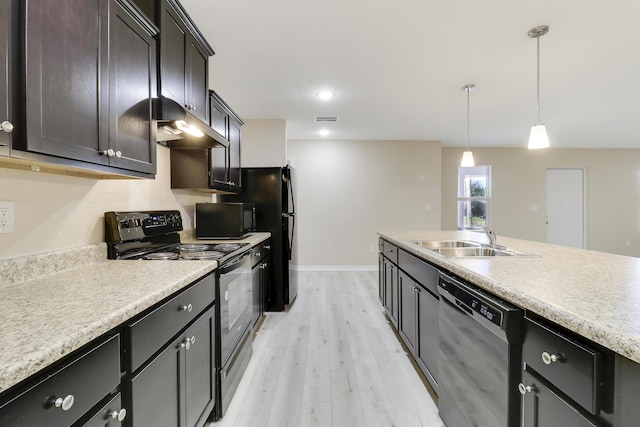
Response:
438,272,523,427
220,166,297,311
104,210,254,421
195,202,256,239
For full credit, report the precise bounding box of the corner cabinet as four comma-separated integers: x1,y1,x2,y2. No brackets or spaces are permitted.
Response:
157,0,213,123
11,0,158,177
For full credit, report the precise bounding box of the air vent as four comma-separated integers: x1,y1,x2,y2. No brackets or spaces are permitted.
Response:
315,116,338,123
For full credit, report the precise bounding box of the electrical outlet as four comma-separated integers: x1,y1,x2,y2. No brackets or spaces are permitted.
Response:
0,201,15,233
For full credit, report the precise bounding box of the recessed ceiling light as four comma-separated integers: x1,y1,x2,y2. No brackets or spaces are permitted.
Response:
318,129,330,137
316,90,334,101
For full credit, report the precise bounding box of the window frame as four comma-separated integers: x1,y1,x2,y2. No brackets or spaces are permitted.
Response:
457,165,491,230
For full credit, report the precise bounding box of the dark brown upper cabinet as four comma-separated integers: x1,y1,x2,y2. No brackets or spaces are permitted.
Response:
157,0,213,124
170,91,243,193
9,0,158,178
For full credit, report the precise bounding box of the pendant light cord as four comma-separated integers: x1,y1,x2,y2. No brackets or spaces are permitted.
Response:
536,34,541,125
466,88,471,151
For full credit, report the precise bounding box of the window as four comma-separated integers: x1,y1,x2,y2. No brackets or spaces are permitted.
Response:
457,165,491,230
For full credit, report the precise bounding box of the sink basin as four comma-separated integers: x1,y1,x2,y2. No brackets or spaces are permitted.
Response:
410,240,481,249
428,246,534,258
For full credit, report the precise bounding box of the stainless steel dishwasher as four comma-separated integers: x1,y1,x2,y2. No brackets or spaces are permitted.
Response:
438,272,523,427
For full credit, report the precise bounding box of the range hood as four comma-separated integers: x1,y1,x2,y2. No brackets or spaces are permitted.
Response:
153,96,227,149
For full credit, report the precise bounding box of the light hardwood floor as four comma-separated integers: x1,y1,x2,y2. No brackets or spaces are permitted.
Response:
210,270,444,427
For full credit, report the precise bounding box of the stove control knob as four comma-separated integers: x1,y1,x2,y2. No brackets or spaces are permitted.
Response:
181,304,193,312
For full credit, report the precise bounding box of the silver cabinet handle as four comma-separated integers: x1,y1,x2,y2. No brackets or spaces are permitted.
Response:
518,383,537,395
54,394,75,411
1,121,14,133
542,351,563,364
115,150,122,158
180,336,196,350
101,148,115,157
255,252,261,257
111,408,127,422
181,303,193,312
264,245,271,250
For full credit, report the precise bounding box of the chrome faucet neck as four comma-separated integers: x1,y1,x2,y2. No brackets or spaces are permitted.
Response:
482,226,497,246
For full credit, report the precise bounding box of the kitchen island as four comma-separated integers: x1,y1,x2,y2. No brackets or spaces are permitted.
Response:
379,230,640,426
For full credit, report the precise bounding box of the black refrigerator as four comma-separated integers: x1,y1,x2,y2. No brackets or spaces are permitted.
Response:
220,166,297,311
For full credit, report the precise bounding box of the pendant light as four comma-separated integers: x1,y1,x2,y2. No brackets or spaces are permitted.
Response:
527,25,550,149
461,84,476,167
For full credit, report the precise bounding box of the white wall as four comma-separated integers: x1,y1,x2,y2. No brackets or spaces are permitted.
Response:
241,119,287,167
442,147,640,257
0,146,211,260
288,139,441,268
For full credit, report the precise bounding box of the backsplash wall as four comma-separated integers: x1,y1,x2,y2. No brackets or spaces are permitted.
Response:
0,145,211,260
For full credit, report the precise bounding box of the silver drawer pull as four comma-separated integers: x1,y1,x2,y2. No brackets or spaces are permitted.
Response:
111,408,127,422
181,304,193,312
1,121,14,133
542,351,564,364
255,252,261,257
518,383,537,395
54,394,75,411
264,245,271,250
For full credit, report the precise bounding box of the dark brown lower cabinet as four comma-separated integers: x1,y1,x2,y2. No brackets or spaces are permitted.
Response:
382,256,398,327
129,304,215,427
521,370,599,427
398,269,439,391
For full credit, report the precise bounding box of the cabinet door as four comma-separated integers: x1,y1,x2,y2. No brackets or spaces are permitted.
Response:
23,0,109,164
378,254,385,305
159,0,187,108
228,118,241,189
130,335,185,427
186,39,209,122
521,370,599,427
261,255,271,315
0,0,12,157
398,270,417,353
210,99,229,139
109,0,156,174
185,305,216,427
417,285,439,387
209,145,230,188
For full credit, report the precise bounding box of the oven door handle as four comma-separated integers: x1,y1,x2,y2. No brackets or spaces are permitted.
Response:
219,251,252,273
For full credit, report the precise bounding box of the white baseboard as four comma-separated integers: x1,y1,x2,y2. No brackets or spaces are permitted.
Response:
292,265,378,272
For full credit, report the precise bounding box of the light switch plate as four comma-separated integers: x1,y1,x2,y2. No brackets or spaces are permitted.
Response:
0,201,15,233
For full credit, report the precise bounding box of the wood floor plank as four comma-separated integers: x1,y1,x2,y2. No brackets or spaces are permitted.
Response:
210,270,443,427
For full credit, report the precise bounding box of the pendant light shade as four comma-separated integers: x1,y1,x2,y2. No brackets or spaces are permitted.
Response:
528,25,550,149
461,84,476,167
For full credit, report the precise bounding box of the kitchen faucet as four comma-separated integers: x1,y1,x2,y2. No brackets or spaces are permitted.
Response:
482,225,497,247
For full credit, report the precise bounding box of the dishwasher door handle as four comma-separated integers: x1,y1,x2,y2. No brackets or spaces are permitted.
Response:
455,299,473,316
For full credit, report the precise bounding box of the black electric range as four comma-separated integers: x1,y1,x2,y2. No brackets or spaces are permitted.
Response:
104,210,250,262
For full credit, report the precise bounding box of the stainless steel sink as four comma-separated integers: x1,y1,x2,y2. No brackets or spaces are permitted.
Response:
410,240,481,249
409,239,535,258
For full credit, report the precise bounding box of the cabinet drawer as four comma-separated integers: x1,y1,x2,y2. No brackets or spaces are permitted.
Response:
523,316,602,413
0,334,120,427
82,392,125,427
381,240,398,264
127,273,215,372
398,249,439,296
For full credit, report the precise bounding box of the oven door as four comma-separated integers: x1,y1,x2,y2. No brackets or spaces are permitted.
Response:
218,250,253,366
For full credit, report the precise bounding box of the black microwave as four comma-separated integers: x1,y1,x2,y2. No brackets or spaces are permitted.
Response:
195,203,256,239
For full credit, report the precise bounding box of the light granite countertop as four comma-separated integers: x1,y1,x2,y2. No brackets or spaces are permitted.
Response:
379,230,640,365
0,232,270,395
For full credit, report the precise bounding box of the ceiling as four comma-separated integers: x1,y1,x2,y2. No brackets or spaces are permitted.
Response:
181,0,640,148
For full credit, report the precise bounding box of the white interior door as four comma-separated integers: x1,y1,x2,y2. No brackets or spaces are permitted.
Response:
546,168,585,248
